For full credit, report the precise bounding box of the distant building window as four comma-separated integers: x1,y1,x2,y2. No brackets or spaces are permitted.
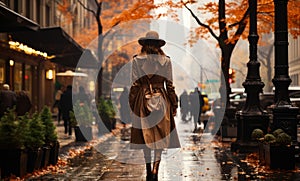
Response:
291,74,299,86
36,0,40,24
26,0,31,18
14,0,19,12
46,5,50,26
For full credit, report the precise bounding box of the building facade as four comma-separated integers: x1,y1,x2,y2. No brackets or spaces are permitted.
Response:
0,0,93,112
289,35,300,86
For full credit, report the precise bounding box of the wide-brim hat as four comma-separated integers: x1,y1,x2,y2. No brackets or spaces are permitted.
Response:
138,31,166,47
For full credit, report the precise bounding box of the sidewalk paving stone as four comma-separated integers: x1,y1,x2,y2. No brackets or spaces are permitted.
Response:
20,115,300,180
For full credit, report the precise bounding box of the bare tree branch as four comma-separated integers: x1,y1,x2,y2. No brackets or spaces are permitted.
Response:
229,7,250,28
77,0,96,17
95,0,101,9
96,1,102,17
182,2,219,41
231,7,249,46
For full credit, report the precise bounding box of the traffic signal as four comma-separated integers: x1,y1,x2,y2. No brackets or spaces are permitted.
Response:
229,68,236,84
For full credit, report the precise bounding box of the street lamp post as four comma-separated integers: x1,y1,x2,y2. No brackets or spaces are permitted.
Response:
272,0,299,142
231,0,269,152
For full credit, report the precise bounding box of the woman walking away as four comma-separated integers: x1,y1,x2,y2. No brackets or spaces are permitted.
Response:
129,31,180,181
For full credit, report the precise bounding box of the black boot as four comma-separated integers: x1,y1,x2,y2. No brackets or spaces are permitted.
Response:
146,163,152,181
152,160,160,181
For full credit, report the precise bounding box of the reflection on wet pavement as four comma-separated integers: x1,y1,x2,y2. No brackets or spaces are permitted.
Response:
27,113,300,180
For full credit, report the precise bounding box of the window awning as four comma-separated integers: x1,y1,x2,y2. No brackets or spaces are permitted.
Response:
0,3,39,32
10,27,99,68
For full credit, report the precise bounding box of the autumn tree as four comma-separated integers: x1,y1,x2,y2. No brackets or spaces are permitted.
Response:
57,0,156,96
162,0,300,106
258,34,274,92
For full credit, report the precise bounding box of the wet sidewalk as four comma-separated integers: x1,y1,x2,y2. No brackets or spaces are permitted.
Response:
25,115,300,180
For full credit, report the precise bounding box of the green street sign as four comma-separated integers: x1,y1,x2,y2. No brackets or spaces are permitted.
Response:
206,79,219,83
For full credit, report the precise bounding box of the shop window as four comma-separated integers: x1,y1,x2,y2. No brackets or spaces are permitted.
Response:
0,59,5,84
25,65,32,100
14,62,22,91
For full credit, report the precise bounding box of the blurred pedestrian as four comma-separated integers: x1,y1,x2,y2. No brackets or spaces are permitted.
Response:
129,31,180,181
16,90,32,116
53,85,64,124
0,84,17,118
60,85,73,136
180,90,190,122
190,87,204,132
76,86,90,106
119,87,130,128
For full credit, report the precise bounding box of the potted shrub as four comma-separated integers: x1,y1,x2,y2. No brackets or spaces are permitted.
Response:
40,106,59,167
251,128,265,164
97,97,116,134
25,112,46,173
252,128,295,170
0,108,29,178
70,101,94,142
264,130,294,170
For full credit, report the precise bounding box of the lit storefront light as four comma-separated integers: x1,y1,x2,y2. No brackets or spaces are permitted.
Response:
9,60,14,66
8,41,55,59
89,81,95,92
46,70,54,80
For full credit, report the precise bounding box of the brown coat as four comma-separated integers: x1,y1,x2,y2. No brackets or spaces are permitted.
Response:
129,55,180,149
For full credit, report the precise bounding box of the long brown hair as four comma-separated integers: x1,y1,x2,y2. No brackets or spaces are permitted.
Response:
141,45,165,55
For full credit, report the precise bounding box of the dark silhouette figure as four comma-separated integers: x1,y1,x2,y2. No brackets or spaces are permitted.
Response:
53,85,64,124
76,86,90,106
60,85,73,136
180,90,190,122
16,90,32,116
0,84,17,118
119,87,131,127
190,87,204,131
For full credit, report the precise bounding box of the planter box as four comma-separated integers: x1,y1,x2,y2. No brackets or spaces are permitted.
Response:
27,148,43,173
0,148,28,178
104,120,112,132
74,126,93,142
111,118,116,130
41,146,51,169
49,141,60,165
258,142,265,165
264,144,295,170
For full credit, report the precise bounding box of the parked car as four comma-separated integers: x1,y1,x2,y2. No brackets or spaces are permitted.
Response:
259,92,274,109
211,86,300,123
211,88,246,112
289,91,300,108
211,90,275,113
272,86,300,108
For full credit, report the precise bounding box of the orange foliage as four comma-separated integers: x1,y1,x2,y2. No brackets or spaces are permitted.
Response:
162,0,300,46
57,0,73,24
58,0,156,49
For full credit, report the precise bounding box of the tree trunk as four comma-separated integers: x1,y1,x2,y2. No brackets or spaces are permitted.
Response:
220,43,235,108
96,16,103,97
266,46,273,92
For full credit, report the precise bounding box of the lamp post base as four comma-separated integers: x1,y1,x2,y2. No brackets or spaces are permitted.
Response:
271,106,299,143
231,112,269,153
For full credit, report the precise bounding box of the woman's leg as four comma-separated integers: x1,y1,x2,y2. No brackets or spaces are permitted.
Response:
153,149,163,181
143,148,152,181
